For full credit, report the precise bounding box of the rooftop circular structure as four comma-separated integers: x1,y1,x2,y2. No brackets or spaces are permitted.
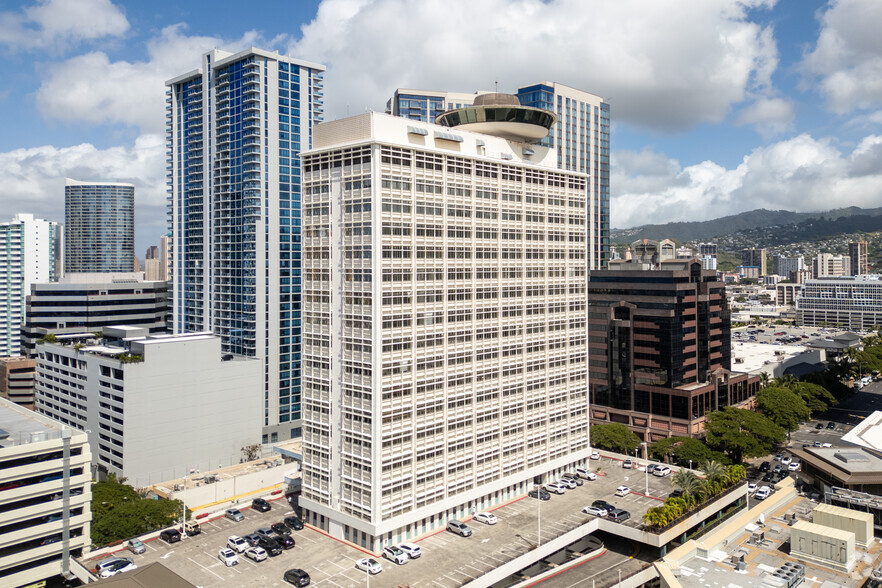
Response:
435,93,556,143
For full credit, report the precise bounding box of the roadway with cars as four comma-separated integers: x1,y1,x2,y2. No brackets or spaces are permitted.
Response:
85,455,678,587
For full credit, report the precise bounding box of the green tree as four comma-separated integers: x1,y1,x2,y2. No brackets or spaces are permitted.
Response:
671,470,705,498
755,386,811,431
91,476,187,547
705,407,785,463
701,460,726,483
792,382,836,415
590,423,640,454
649,436,729,466
759,372,771,388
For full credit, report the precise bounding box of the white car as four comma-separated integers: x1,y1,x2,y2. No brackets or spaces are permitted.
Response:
788,461,800,471
244,546,267,562
574,466,596,480
582,505,607,517
821,442,833,448
97,558,137,579
582,470,598,481
227,535,248,553
653,465,672,477
622,459,633,469
473,512,498,525
755,486,771,500
558,477,578,489
397,542,421,559
747,482,757,494
383,545,408,565
615,486,631,497
545,482,567,494
590,451,600,460
355,558,383,574
780,456,792,466
218,548,239,567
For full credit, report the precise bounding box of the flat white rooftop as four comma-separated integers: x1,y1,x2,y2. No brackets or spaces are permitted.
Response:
0,397,65,447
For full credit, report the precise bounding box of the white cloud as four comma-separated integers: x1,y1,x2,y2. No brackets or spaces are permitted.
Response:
0,134,168,245
291,0,780,132
0,0,128,50
34,25,270,134
611,133,882,228
802,0,882,114
735,96,795,136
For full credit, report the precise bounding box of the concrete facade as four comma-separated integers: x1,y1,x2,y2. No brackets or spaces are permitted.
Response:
0,397,92,586
813,503,873,548
797,275,882,329
34,329,262,487
0,356,36,407
790,519,855,573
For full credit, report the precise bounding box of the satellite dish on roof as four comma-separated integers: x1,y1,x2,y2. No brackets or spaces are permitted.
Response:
759,513,766,524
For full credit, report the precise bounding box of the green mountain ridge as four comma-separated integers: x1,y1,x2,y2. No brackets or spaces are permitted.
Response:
612,207,882,243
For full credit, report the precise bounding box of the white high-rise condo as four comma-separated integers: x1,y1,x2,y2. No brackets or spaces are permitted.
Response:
388,82,610,268
167,48,325,442
300,96,591,551
0,214,61,356
64,179,134,273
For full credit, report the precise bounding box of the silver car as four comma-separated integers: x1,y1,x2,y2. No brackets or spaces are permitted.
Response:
225,508,244,522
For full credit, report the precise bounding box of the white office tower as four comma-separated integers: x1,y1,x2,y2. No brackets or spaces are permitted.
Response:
299,99,591,551
167,48,325,441
0,214,61,357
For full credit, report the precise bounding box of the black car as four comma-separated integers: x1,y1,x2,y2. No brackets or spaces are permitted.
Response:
759,461,771,472
669,489,683,499
277,534,296,549
272,522,290,536
284,516,304,531
826,422,836,430
592,499,616,511
815,423,824,430
252,498,272,512
528,489,551,500
284,568,311,586
762,473,773,482
159,529,181,544
243,533,261,547
257,536,283,556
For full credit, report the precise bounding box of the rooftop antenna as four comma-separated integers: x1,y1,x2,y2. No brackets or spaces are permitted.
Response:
495,80,498,93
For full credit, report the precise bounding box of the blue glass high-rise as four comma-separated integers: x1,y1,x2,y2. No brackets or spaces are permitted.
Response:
167,48,325,442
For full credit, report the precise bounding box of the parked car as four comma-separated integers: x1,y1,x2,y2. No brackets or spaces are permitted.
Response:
255,527,275,540
562,473,584,486
557,478,578,490
244,546,267,562
761,473,773,483
271,522,290,536
788,461,801,471
592,499,615,511
159,529,181,544
447,520,472,537
815,423,824,429
827,422,836,430
780,456,792,466
225,508,245,522
183,521,200,536
243,533,261,547
98,558,137,578
127,538,146,555
473,512,498,525
529,489,551,500
257,536,282,556
759,461,771,472
284,515,304,531
773,465,783,474
582,505,607,517
590,451,600,460
355,558,383,575
755,486,771,500
397,542,422,559
821,442,833,448
653,466,672,477
608,509,631,523
218,548,239,567
383,545,409,565
276,534,296,549
669,489,683,499
283,568,311,586
252,498,272,512
545,482,567,494
575,466,595,479
622,459,633,469
227,535,249,553
747,482,757,494
614,486,631,497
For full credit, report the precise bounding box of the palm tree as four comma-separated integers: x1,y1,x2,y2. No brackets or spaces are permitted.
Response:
759,372,771,388
701,460,726,483
672,470,705,499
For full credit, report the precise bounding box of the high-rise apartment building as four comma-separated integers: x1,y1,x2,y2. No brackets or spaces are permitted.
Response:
64,179,134,273
589,258,759,439
797,275,882,329
387,82,610,268
160,234,171,281
299,108,591,550
777,255,805,280
698,243,718,257
0,214,61,357
741,248,767,276
145,245,159,260
21,273,169,357
167,48,325,442
849,241,868,276
813,253,850,278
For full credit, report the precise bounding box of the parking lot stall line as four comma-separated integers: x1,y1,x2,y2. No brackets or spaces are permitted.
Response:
187,556,225,581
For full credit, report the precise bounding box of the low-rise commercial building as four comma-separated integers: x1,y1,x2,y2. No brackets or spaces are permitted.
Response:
0,397,92,586
0,356,36,407
34,327,262,487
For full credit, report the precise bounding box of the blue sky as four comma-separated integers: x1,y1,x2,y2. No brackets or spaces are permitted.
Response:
1,0,881,256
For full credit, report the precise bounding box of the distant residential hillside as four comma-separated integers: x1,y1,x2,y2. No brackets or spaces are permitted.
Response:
612,207,882,244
